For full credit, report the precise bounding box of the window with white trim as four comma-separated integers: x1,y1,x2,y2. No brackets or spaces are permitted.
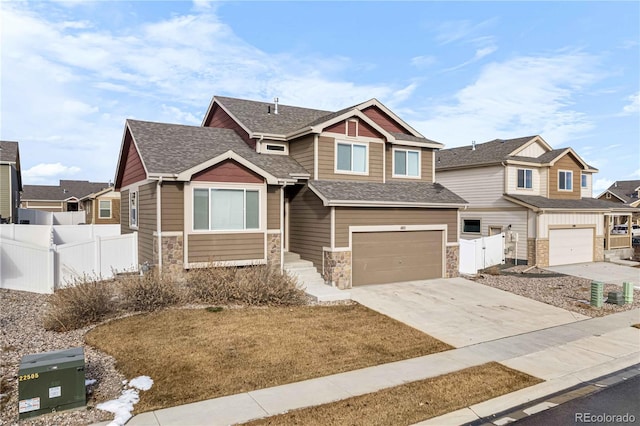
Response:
336,141,367,174
393,149,420,177
517,169,533,189
581,173,588,188
129,191,138,228
99,200,112,219
193,188,260,231
463,219,481,233
558,170,573,191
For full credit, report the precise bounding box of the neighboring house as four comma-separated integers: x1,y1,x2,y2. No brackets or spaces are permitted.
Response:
80,186,121,225
435,136,636,267
597,180,640,224
0,141,23,223
21,180,111,214
114,96,467,288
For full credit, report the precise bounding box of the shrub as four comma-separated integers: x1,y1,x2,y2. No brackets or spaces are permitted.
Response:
119,270,182,312
43,277,117,332
186,265,307,306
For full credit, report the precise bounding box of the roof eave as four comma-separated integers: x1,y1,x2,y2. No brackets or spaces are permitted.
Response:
321,200,467,208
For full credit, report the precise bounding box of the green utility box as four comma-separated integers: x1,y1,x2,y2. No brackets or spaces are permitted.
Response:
18,347,85,419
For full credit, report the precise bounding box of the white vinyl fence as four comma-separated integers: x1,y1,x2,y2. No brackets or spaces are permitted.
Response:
0,224,137,293
18,209,86,225
459,233,505,275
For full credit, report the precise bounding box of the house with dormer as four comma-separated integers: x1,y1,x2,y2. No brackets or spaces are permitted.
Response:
114,96,467,288
435,136,636,267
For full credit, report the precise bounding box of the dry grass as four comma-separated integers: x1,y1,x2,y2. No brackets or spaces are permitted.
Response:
85,304,452,413
244,362,542,426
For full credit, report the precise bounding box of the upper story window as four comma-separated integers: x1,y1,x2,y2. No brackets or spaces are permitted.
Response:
581,174,588,188
463,219,481,233
393,148,421,178
558,170,573,191
129,191,138,228
336,141,368,174
193,188,260,231
99,200,112,219
517,169,533,189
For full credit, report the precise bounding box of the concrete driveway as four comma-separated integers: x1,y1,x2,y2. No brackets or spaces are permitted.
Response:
349,277,588,348
545,262,640,287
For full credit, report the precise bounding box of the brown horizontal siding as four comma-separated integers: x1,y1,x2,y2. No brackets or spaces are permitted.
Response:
317,136,384,182
21,201,64,212
95,198,121,225
358,120,384,138
335,207,458,247
120,190,131,234
0,166,10,220
287,185,330,271
138,182,157,265
161,182,184,232
289,135,314,178
192,159,263,183
267,185,281,230
204,104,254,149
121,132,147,188
361,106,406,133
188,233,264,263
325,120,384,139
385,145,434,182
549,153,582,200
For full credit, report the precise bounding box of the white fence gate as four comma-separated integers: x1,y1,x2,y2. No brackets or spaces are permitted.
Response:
18,209,86,225
459,233,505,275
0,224,137,293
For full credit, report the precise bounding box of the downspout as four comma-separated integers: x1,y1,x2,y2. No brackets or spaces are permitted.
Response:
257,135,264,153
157,177,163,272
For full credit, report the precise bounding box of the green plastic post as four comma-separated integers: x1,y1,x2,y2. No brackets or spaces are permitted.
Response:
590,281,603,308
623,282,633,304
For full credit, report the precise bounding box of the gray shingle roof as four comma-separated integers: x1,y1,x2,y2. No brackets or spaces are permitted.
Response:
215,96,332,135
435,136,539,169
505,194,637,211
127,119,309,179
22,180,111,201
603,180,640,204
0,141,19,163
309,180,467,206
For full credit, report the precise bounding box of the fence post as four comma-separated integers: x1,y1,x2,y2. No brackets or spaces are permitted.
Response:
48,245,56,292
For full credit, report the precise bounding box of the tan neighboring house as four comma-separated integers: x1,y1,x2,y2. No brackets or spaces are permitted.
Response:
21,180,111,215
114,96,467,288
597,180,640,225
0,141,22,223
80,186,121,224
435,136,636,267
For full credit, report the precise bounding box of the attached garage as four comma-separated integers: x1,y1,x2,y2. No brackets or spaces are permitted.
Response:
352,230,444,286
548,228,594,266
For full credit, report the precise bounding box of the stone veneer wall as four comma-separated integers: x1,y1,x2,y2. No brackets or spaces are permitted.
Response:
267,233,282,268
535,239,549,267
594,236,604,262
527,238,536,266
323,250,352,289
153,233,184,276
445,245,459,278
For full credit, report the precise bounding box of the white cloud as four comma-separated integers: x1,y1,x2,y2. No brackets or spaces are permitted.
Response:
411,53,599,147
434,19,497,45
411,55,437,68
24,163,82,184
622,92,639,114
593,178,614,193
629,169,640,178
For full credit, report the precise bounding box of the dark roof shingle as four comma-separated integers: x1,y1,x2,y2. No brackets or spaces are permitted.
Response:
22,180,110,201
603,180,640,204
309,180,467,206
0,141,19,163
128,119,308,179
505,194,637,211
435,136,538,169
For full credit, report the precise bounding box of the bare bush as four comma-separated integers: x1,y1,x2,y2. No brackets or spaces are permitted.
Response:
186,265,307,306
118,270,182,312
43,277,117,331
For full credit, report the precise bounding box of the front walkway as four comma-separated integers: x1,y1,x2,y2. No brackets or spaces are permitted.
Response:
545,262,640,287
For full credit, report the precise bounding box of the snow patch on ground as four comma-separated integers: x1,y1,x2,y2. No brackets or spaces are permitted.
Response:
85,379,97,386
96,375,153,426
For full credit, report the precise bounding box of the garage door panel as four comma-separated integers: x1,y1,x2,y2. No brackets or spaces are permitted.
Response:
548,228,594,266
352,230,443,286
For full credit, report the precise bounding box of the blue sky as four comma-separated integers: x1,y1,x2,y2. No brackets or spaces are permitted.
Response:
1,1,638,193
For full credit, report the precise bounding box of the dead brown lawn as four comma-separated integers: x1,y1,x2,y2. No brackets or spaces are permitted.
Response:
244,362,542,426
85,304,452,412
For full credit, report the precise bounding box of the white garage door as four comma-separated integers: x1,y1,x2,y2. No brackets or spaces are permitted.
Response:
548,228,594,266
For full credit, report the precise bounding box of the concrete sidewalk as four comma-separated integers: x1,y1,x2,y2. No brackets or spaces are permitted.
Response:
545,262,640,287
114,308,640,426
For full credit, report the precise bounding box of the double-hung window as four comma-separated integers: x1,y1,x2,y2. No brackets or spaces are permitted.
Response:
193,188,260,231
129,191,138,228
393,149,420,178
336,142,367,174
558,170,573,191
581,174,588,188
99,200,112,219
517,169,533,189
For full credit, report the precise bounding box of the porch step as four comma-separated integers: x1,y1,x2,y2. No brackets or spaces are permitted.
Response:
283,252,350,302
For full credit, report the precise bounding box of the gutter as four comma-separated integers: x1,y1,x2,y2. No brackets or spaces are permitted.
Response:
157,177,163,272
